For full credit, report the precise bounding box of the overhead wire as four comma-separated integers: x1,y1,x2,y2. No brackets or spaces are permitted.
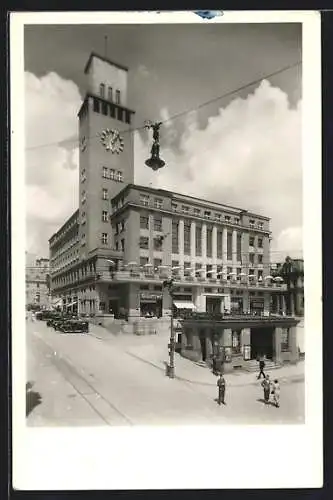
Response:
25,59,301,153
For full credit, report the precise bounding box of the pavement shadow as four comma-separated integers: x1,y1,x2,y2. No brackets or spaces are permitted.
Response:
256,397,276,407
26,381,42,417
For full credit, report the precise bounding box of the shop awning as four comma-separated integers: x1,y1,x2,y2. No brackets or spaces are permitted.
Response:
173,301,196,310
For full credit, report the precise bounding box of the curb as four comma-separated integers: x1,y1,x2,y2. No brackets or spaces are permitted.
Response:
126,350,304,388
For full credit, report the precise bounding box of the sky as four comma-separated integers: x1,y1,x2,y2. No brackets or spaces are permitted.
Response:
24,21,302,262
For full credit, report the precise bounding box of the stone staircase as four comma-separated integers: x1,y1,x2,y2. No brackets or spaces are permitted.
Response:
244,359,282,372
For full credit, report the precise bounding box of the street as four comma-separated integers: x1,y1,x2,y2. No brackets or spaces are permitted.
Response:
26,320,305,426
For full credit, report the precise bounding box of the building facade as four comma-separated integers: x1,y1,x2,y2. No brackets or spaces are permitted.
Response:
49,52,293,360
26,257,50,308
271,257,304,317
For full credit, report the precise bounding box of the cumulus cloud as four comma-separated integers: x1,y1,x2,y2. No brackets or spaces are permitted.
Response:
135,80,302,261
25,72,302,262
25,71,82,256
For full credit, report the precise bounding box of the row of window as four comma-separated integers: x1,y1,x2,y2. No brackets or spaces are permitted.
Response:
170,261,264,279
102,167,124,182
139,236,163,251
99,84,120,104
140,194,163,208
138,195,265,230
93,97,131,124
171,202,242,225
140,215,162,232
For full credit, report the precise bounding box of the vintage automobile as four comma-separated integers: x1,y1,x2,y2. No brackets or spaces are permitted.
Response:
46,312,64,327
57,318,89,333
36,310,56,321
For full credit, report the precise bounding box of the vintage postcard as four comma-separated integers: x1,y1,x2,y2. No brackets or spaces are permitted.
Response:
11,10,322,490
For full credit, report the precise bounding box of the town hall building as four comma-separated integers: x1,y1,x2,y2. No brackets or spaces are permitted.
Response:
49,52,299,366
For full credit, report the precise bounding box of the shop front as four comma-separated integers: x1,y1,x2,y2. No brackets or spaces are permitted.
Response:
250,297,264,315
180,314,300,371
140,292,162,318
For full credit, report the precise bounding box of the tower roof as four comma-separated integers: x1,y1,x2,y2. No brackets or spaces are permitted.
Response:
84,51,129,74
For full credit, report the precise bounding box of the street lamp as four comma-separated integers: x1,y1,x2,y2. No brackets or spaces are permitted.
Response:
145,121,166,171
163,277,176,378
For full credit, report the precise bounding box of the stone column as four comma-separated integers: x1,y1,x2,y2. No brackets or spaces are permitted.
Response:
127,283,140,320
193,330,202,360
212,226,217,278
243,291,250,313
202,223,207,260
282,295,287,315
190,221,196,269
290,293,295,316
222,227,228,267
241,327,251,358
289,326,298,363
206,335,213,360
232,230,237,273
178,219,184,277
263,292,270,316
274,327,282,363
223,328,232,347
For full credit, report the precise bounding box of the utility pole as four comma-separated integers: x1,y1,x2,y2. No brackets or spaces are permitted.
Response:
163,277,175,378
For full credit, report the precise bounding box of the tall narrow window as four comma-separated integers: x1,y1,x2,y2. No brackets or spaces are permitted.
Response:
217,230,223,259
227,231,232,260
154,215,162,232
196,225,202,256
101,233,108,245
102,102,108,115
206,227,212,257
237,233,242,261
172,221,179,254
102,188,108,200
108,86,113,101
116,89,121,104
93,98,100,113
184,220,191,255
99,83,105,98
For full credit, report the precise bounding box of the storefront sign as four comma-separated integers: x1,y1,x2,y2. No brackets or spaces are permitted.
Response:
140,292,162,301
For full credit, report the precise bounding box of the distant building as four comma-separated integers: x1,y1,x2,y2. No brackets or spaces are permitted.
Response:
26,257,50,308
271,257,304,317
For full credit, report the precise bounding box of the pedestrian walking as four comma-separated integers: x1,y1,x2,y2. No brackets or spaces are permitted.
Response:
261,374,271,404
217,373,226,405
257,355,266,379
271,379,280,408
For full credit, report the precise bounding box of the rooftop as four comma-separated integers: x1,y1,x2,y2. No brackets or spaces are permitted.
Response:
113,183,270,220
49,209,79,243
84,51,129,74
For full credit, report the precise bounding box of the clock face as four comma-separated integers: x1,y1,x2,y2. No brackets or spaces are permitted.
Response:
80,136,87,152
100,129,124,154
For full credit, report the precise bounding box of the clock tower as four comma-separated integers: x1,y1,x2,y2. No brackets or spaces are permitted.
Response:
78,52,135,256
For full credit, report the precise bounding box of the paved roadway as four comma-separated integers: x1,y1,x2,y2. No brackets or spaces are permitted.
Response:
26,320,305,426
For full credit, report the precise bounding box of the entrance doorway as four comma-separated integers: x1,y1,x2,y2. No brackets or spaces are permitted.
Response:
206,297,221,315
250,327,274,359
199,329,207,361
108,299,119,316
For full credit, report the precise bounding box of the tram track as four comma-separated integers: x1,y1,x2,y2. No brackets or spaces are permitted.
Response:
30,331,133,426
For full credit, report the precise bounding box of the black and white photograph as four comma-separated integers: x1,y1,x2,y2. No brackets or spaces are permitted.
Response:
11,10,322,490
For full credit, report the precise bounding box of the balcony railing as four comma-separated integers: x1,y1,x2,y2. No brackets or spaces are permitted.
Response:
93,270,286,289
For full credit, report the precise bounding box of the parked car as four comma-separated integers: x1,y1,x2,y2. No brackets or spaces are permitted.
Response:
58,318,89,333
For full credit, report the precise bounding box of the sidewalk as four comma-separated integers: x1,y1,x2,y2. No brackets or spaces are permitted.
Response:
125,343,305,387
87,323,304,387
